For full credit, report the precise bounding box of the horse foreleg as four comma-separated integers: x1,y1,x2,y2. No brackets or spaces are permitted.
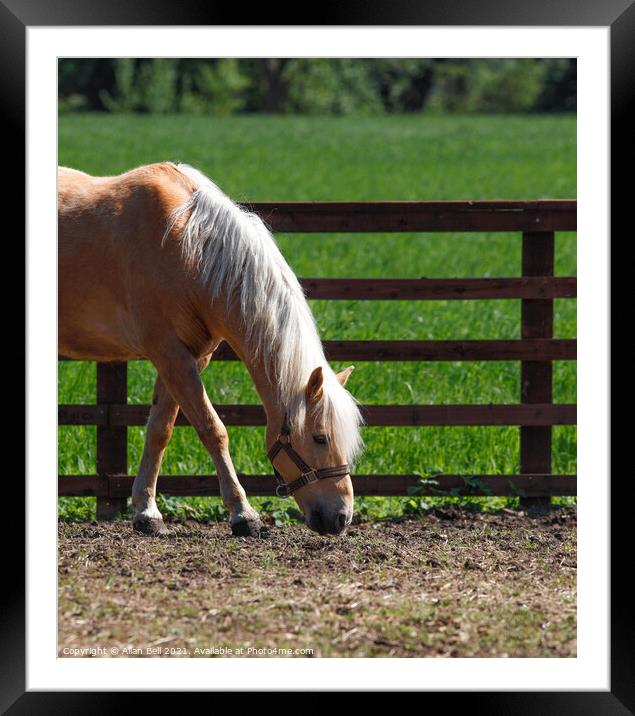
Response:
149,343,264,537
132,355,212,535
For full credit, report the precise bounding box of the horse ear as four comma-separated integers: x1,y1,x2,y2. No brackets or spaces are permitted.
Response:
336,365,355,387
306,366,324,403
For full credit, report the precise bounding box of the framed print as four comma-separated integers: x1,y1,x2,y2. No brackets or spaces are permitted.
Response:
6,0,628,711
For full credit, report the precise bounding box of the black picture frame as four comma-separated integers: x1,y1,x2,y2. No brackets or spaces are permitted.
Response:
6,1,626,711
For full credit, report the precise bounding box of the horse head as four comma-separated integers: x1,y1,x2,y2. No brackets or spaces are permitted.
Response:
267,365,361,535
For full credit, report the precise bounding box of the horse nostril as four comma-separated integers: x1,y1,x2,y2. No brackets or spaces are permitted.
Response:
310,509,325,534
308,508,349,535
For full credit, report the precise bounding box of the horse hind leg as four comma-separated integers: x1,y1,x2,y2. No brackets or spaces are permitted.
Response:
131,376,179,534
131,354,211,535
148,341,264,537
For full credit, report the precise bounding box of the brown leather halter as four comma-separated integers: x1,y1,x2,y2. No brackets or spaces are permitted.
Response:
267,415,350,498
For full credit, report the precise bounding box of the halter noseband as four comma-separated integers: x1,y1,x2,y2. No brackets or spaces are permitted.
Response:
267,415,350,498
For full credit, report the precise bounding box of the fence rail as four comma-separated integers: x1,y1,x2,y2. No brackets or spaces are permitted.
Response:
58,200,577,517
60,403,577,428
300,277,577,300
60,338,576,363
241,200,576,233
60,474,578,499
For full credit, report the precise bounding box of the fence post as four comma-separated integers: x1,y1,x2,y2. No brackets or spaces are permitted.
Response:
520,231,554,513
96,362,128,520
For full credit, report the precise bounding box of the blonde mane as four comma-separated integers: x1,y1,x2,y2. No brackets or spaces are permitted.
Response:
164,163,363,463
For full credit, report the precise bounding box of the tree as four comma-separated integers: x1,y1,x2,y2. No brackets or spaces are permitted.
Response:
180,60,249,115
58,58,577,115
535,59,576,111
259,59,290,113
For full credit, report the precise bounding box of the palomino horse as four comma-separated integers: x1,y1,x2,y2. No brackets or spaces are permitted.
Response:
58,162,363,536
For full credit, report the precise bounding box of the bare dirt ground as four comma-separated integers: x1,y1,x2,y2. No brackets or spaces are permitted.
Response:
58,507,576,658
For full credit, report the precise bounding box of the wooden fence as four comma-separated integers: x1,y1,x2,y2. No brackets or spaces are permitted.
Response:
59,200,577,519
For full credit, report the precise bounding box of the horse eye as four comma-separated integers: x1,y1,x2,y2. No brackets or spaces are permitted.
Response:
313,434,328,445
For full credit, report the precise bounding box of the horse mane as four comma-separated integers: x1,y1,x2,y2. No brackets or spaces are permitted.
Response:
164,163,363,463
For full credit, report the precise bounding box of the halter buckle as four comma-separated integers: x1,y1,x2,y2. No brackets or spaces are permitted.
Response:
303,469,318,485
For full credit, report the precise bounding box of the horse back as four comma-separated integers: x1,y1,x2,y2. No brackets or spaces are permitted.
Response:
58,163,200,360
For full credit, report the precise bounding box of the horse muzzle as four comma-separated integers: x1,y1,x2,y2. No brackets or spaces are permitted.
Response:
306,506,352,536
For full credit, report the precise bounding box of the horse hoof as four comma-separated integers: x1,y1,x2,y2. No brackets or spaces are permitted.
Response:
231,517,267,538
133,516,170,535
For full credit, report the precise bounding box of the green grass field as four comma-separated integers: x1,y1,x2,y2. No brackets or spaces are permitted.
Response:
58,113,576,522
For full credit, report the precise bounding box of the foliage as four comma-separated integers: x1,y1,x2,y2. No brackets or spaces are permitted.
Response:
368,59,436,112
478,60,547,113
285,60,384,115
142,59,179,114
536,59,577,111
99,58,142,112
58,58,576,115
181,60,249,115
